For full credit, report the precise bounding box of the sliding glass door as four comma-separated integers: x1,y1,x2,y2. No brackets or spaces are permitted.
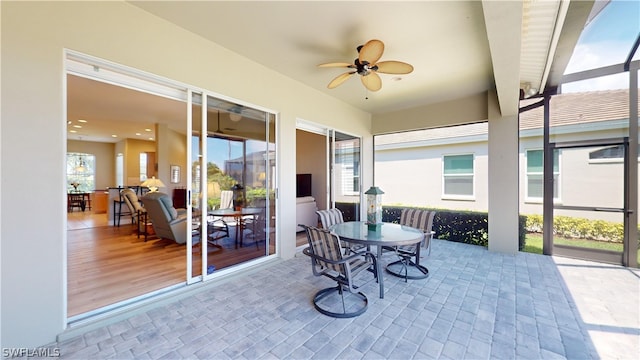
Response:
190,94,277,280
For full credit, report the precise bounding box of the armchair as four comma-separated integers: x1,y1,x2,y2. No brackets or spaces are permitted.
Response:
141,192,187,244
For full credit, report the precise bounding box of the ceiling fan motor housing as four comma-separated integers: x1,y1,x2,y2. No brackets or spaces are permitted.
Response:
355,58,377,76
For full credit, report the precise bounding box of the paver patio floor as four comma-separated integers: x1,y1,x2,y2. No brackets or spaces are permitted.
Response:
52,239,639,359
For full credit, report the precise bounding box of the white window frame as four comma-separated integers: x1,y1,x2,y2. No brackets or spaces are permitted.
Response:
67,152,96,192
525,148,561,203
441,153,475,200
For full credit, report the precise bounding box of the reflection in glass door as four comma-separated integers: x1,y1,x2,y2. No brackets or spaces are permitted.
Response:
548,139,630,264
190,94,277,280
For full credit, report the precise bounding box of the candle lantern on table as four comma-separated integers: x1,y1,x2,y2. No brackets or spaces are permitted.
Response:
365,186,384,231
231,184,245,210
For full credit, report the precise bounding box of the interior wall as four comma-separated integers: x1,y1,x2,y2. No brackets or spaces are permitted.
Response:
125,139,156,185
67,140,115,190
1,1,372,348
296,129,327,210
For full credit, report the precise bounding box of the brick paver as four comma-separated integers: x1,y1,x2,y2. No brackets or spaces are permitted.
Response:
49,239,638,359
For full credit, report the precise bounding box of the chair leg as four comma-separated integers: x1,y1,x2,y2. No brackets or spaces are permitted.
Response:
386,256,429,281
313,285,368,318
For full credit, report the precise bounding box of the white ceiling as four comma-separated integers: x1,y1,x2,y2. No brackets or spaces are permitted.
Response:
67,1,593,142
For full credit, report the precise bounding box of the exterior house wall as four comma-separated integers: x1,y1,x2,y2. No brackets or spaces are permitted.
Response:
1,1,372,348
519,126,637,222
378,121,637,224
376,141,489,212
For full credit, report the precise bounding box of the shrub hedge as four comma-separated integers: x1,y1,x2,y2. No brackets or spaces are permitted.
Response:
525,214,625,243
382,206,526,251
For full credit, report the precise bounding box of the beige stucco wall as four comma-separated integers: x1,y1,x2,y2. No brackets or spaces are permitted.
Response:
372,92,489,134
1,1,371,348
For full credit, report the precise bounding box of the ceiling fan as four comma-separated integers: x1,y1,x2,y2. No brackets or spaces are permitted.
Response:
319,39,414,92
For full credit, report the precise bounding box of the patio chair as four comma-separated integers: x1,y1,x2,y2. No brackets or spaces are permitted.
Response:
206,213,229,247
384,208,436,281
220,190,233,209
316,208,364,254
301,225,377,318
141,192,187,244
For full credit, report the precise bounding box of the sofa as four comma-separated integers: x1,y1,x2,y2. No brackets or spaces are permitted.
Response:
296,196,318,232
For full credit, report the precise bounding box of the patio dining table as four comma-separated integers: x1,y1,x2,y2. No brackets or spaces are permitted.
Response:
208,207,262,248
329,221,424,299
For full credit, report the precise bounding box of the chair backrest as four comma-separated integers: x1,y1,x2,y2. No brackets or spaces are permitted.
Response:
68,193,84,203
220,190,233,209
304,226,344,274
121,188,144,213
316,208,344,229
400,208,436,235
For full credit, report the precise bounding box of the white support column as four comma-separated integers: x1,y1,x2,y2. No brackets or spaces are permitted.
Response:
487,90,520,253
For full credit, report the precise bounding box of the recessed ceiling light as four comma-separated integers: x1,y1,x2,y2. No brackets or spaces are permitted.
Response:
135,133,142,136
67,120,72,125
145,128,152,132
69,130,77,133
149,137,154,141
111,134,118,138
73,125,82,128
78,119,87,123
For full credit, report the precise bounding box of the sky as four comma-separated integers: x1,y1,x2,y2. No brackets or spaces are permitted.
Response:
562,0,640,92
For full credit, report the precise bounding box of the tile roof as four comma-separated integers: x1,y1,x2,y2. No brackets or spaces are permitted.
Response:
377,89,634,146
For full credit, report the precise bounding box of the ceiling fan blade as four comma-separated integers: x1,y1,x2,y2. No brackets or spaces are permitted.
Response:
328,72,355,89
318,62,354,68
361,72,382,92
358,39,384,65
375,61,414,74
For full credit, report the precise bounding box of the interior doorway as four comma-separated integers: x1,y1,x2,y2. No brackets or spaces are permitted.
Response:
295,122,362,247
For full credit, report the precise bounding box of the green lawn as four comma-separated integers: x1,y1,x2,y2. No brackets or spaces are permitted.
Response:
524,233,640,259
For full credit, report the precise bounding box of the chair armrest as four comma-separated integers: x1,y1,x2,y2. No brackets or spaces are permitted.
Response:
303,246,375,265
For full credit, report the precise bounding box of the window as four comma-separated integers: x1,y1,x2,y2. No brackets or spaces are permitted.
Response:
442,154,474,198
336,139,360,196
526,149,559,201
116,153,124,187
140,152,148,181
66,152,95,192
589,145,639,163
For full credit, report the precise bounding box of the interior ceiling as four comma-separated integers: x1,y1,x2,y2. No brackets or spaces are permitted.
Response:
67,1,592,143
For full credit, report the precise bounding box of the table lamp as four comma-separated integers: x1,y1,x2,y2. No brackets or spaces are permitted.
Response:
141,176,165,192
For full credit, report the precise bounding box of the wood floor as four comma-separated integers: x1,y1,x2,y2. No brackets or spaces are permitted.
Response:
67,211,274,317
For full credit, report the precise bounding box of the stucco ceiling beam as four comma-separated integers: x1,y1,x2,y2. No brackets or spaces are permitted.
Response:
482,0,523,117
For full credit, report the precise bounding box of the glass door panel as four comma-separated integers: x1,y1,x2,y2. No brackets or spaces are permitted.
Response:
194,95,276,275
332,131,361,221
